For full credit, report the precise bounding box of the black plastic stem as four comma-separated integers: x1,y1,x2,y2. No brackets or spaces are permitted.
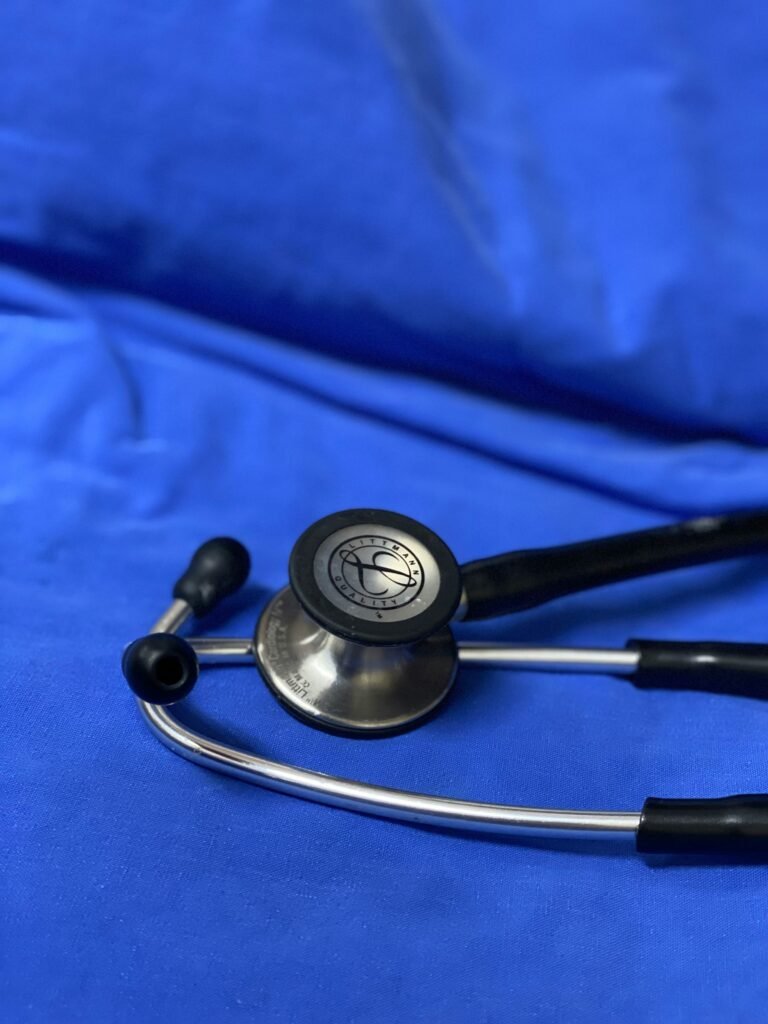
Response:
628,639,768,700
637,796,768,856
460,510,768,621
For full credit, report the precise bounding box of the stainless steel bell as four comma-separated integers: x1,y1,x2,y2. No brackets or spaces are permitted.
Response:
252,509,464,734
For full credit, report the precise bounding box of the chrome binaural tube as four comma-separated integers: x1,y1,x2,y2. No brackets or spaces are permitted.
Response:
151,599,193,635
184,637,639,675
134,613,641,841
188,637,254,662
139,699,639,839
458,643,638,674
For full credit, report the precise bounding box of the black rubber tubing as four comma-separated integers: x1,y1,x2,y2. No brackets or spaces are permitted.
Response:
627,639,768,700
460,510,768,621
637,796,768,856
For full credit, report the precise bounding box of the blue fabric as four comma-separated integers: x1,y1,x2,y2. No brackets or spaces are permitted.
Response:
3,3,768,1021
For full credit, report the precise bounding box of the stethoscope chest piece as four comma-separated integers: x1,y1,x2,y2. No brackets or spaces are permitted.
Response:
253,509,462,734
254,587,457,734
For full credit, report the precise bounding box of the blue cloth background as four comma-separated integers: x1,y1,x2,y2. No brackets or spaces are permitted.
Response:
3,3,768,1021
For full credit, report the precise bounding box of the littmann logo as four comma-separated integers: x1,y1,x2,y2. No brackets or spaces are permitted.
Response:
327,535,425,612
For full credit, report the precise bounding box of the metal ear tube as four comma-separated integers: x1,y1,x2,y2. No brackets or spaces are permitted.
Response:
123,508,768,857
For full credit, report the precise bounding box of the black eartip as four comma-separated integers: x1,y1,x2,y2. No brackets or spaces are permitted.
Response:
172,537,251,618
122,633,199,705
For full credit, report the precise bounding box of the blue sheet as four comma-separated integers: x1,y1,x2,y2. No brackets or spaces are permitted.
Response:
3,4,768,1021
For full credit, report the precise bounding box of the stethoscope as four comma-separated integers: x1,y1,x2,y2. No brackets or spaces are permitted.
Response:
123,507,768,858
